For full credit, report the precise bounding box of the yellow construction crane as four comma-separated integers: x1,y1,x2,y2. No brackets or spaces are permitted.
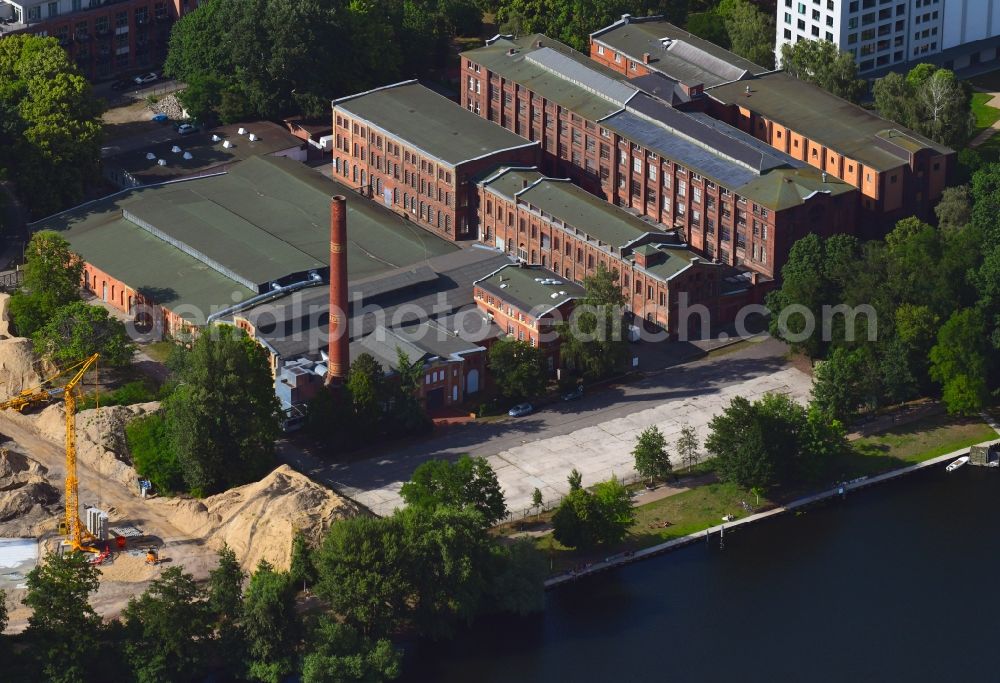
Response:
0,353,101,554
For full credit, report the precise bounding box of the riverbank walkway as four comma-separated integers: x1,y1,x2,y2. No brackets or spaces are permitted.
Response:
545,434,1000,589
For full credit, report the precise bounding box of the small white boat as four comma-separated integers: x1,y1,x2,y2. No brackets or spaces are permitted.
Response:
946,456,970,472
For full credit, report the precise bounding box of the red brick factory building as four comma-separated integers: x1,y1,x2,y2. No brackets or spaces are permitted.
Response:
332,81,540,241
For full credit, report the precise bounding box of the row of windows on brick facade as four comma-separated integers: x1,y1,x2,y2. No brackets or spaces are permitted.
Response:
333,157,456,233
335,116,453,184
484,187,770,269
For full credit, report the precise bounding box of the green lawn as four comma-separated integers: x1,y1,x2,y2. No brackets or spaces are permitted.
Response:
536,482,760,572
142,340,176,363
828,412,996,479
972,92,1000,133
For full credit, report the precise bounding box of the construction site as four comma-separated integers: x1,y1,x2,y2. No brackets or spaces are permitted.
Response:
0,294,360,632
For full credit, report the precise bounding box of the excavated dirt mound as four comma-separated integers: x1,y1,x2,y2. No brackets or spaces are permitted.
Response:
158,465,360,571
35,401,160,490
0,337,42,398
0,447,59,534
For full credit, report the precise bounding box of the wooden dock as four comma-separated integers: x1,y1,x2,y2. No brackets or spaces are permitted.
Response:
545,438,1000,589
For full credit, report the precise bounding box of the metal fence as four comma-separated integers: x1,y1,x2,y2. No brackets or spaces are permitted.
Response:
0,268,23,292
104,80,185,109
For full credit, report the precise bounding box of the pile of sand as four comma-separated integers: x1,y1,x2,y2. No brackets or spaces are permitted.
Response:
0,447,59,534
34,401,161,490
0,337,42,399
157,465,360,571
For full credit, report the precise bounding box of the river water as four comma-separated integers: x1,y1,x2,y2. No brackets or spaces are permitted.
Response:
405,465,1000,682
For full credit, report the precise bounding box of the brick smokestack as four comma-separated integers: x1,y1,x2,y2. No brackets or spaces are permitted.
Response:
326,195,349,386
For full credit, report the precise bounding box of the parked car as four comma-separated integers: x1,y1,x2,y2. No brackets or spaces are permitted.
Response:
151,112,169,123
110,78,133,91
176,123,198,135
508,403,534,417
133,72,158,85
562,385,584,401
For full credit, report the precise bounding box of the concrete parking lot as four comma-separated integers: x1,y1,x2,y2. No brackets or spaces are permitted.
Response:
280,337,814,518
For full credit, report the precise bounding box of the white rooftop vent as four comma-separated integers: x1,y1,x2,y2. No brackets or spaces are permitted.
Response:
145,152,156,160
182,151,193,160
237,127,247,135
499,283,508,289
171,145,181,154
559,290,567,295
534,278,544,282
157,159,167,166
223,140,233,149
550,292,560,299
248,133,258,142
211,134,221,142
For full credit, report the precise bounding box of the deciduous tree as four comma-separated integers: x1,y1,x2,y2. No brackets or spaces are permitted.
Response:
400,455,508,527
9,230,83,337
165,326,281,495
22,552,102,682
779,39,865,103
632,425,672,483
929,308,993,414
32,301,135,367
301,618,402,683
676,424,700,471
488,337,548,401
122,567,211,683
243,561,299,683
721,0,776,68
0,36,102,216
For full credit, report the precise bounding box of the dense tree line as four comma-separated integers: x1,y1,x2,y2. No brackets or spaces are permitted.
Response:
873,63,974,148
0,35,103,218
767,164,1000,417
166,0,485,121
685,0,776,68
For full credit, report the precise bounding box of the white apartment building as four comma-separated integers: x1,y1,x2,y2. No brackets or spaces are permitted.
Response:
776,0,1000,75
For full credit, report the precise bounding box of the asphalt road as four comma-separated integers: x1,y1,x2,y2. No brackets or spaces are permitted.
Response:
278,336,811,516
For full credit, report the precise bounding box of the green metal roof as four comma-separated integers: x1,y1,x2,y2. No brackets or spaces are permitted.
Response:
34,156,458,317
516,177,663,248
736,166,856,211
60,215,256,321
478,167,545,201
476,264,586,314
462,35,631,122
709,72,953,172
590,17,768,87
334,81,537,167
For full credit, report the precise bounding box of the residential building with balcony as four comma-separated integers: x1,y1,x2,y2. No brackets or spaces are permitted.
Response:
332,80,540,241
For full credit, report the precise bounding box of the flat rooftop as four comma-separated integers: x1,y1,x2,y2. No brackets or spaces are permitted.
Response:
333,81,537,167
103,121,304,185
34,156,457,317
476,264,586,314
590,16,769,87
708,72,954,172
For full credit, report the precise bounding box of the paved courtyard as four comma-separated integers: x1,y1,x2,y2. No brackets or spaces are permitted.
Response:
277,338,812,517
